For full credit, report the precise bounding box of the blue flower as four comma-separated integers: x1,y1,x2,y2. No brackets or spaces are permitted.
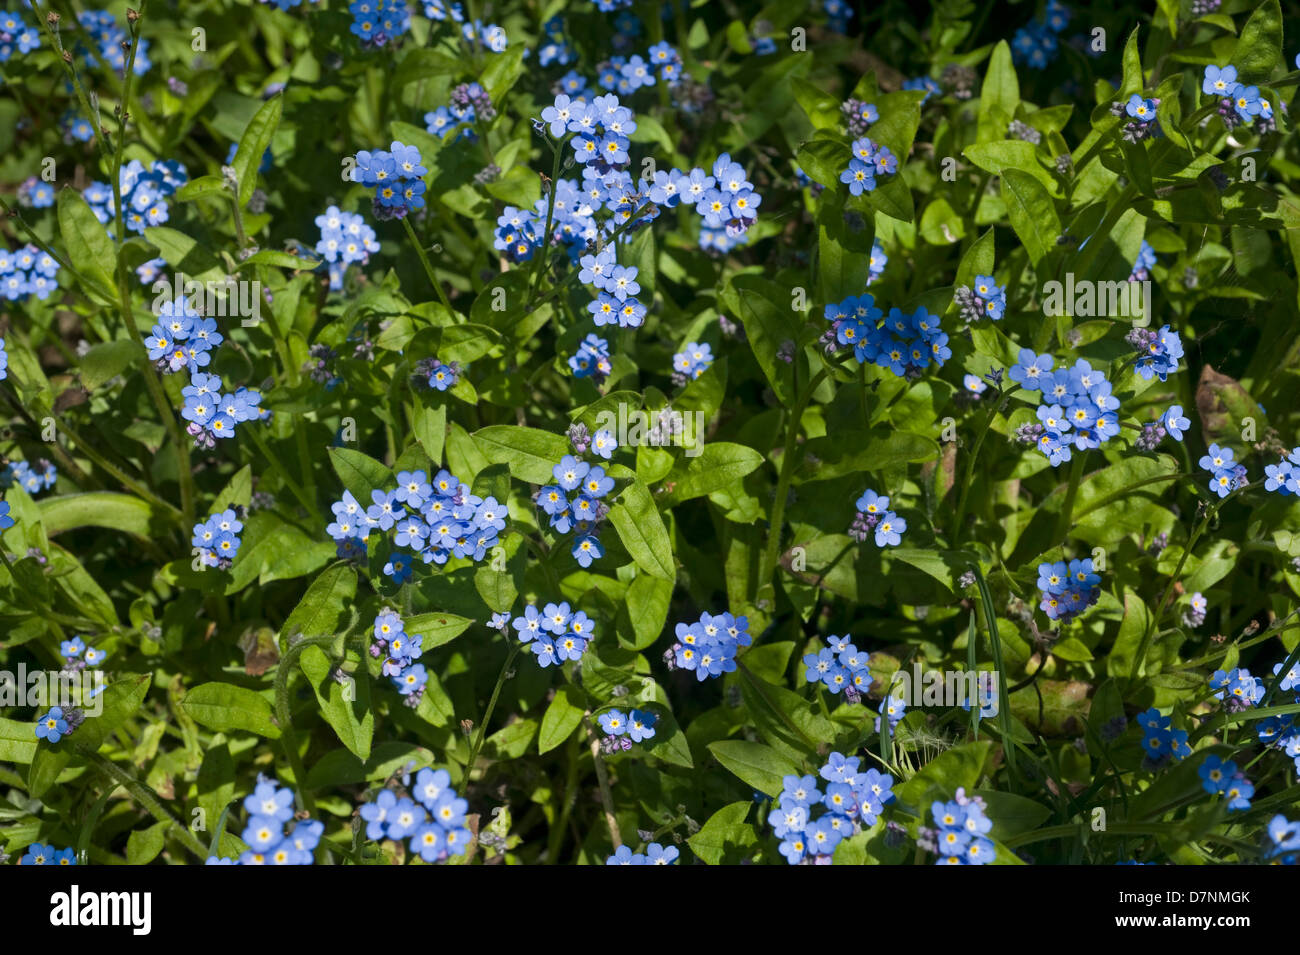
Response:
1203,64,1238,96
35,707,68,744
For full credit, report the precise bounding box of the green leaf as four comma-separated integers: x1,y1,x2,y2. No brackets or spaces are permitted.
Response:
708,739,800,796
805,430,939,479
79,339,142,391
977,41,1020,143
539,685,586,754
0,717,37,763
402,612,473,650
472,425,569,484
954,227,996,290
279,562,356,644
173,175,229,203
722,274,798,405
660,442,764,505
126,821,169,865
232,94,282,206
300,645,373,761
57,189,117,304
687,801,758,864
624,573,672,650
1232,0,1282,86
607,479,675,581
40,492,160,538
1001,168,1060,266
328,447,394,504
180,682,281,738
1108,591,1152,679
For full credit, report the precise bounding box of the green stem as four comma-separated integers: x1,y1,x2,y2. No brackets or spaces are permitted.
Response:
759,366,830,591
79,749,208,860
1129,483,1252,682
969,562,1017,779
464,643,522,785
272,635,335,814
526,134,571,310
402,216,453,310
583,713,622,849
951,385,1020,545
1053,451,1086,544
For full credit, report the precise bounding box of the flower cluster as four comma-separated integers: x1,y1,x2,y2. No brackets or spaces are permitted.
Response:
1203,64,1274,133
0,10,39,64
223,777,321,865
902,76,941,103
848,489,907,547
1135,404,1189,452
348,0,411,48
842,98,878,138
1136,706,1192,768
1183,591,1208,628
351,141,427,219
460,18,507,53
19,843,75,865
1112,94,1162,142
768,753,896,864
538,15,574,67
1199,443,1249,499
1036,558,1101,623
358,768,471,861
84,159,187,235
822,0,854,34
666,611,750,681
597,707,658,753
671,342,713,386
315,205,379,291
582,246,647,329
953,273,1007,324
802,634,873,702
922,790,995,864
1012,353,1121,466
78,10,150,76
840,137,899,196
868,241,887,285
0,244,61,302
1011,0,1069,69
605,842,678,864
2,459,56,496
822,293,950,378
1264,447,1300,495
181,373,266,449
145,294,222,375
511,601,596,668
326,468,504,573
568,333,612,381
35,706,75,745
370,609,428,702
537,449,615,567
61,635,106,669
425,84,491,142
1268,815,1300,864
1199,755,1254,810
192,508,245,569
414,356,461,391
17,176,53,209
1129,239,1156,281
